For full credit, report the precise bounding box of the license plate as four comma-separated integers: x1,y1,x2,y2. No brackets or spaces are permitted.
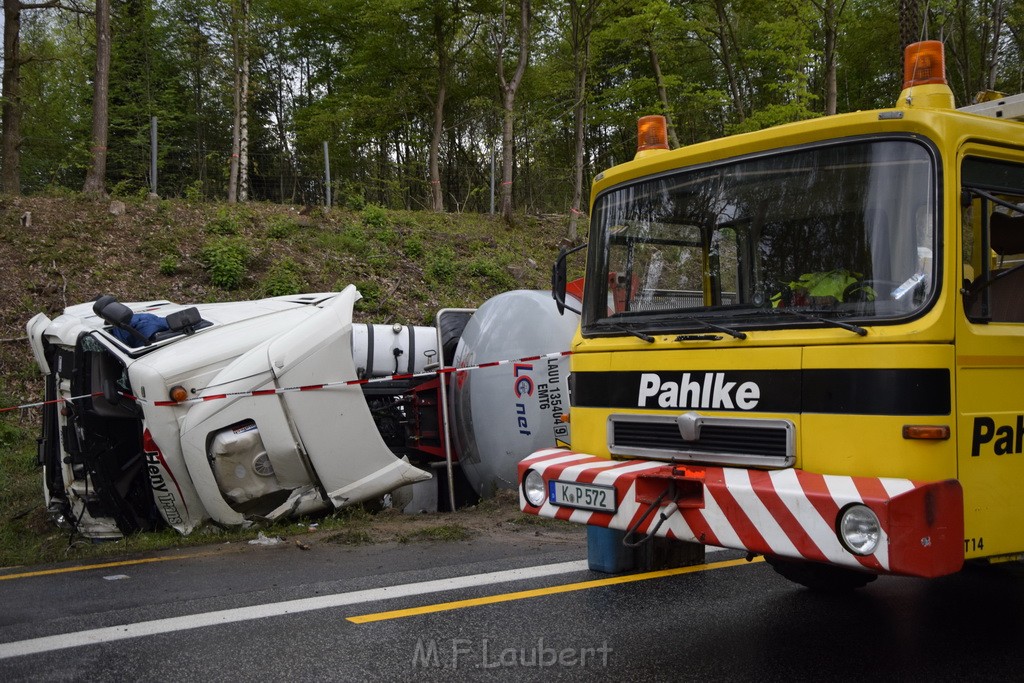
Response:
548,480,616,512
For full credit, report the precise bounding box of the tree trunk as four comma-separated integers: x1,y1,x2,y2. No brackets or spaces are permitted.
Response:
2,0,63,196
429,77,446,212
648,40,679,147
568,65,587,242
2,0,23,195
822,1,838,115
428,5,449,213
238,0,249,201
713,0,745,122
985,0,1005,91
567,1,592,241
898,0,923,55
497,0,531,222
83,0,111,197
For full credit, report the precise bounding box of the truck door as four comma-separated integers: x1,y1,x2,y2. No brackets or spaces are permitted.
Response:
956,147,1024,560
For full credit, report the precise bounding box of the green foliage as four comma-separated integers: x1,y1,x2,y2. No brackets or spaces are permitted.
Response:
427,246,456,284
320,223,370,257
184,180,205,204
403,237,425,258
110,179,145,200
0,420,30,451
353,279,386,314
200,237,250,289
468,257,515,290
159,255,179,275
206,207,244,235
266,214,300,239
260,258,304,296
361,203,389,230
340,182,366,211
7,0,1023,213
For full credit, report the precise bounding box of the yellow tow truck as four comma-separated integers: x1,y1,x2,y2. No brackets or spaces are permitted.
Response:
518,41,1024,590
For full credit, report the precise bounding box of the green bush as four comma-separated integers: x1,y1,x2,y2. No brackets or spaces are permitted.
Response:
260,258,304,296
403,237,424,258
184,180,204,203
322,224,369,256
206,207,243,235
361,203,389,230
468,257,514,289
427,246,456,284
266,214,300,239
340,182,366,210
200,237,250,289
353,279,384,313
159,255,179,275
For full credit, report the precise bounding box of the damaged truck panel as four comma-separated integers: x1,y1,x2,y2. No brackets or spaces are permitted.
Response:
178,285,430,528
28,290,434,538
29,283,579,540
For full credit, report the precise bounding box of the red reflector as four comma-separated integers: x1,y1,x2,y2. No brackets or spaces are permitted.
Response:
142,429,159,452
902,425,950,440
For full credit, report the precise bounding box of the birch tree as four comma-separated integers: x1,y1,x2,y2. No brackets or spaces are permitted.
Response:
492,0,531,221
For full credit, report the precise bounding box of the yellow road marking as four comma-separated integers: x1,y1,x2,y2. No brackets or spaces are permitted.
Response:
0,553,206,581
347,556,763,624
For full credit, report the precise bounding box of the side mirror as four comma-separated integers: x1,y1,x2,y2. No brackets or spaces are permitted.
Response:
552,248,568,315
551,243,586,316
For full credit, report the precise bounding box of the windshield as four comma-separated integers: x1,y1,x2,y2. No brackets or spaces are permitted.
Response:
583,139,939,335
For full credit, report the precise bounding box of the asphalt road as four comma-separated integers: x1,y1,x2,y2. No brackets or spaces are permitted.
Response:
2,525,1023,682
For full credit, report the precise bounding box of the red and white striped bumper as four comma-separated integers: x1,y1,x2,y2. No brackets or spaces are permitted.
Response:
519,449,964,578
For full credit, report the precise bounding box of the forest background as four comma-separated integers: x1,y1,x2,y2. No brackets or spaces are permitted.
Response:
2,0,1022,237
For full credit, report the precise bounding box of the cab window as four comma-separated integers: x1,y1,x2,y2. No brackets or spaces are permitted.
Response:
962,157,1024,323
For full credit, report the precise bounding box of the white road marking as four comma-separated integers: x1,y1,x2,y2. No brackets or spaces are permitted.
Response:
0,560,589,660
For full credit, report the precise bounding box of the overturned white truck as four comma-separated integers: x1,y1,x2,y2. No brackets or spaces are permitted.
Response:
26,285,578,539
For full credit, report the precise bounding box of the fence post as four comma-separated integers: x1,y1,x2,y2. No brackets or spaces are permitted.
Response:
323,141,331,210
149,116,158,199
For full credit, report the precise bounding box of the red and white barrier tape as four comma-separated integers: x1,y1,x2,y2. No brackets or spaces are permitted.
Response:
0,392,102,415
0,351,573,413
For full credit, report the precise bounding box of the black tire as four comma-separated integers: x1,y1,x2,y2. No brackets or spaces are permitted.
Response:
439,311,472,366
765,555,878,592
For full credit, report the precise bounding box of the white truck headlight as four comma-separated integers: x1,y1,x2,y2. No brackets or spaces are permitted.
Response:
522,469,547,507
838,504,881,556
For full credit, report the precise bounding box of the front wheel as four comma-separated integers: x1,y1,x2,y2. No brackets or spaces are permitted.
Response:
765,556,878,592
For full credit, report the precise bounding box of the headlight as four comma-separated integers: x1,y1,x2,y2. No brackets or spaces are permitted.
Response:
838,504,881,556
522,469,547,508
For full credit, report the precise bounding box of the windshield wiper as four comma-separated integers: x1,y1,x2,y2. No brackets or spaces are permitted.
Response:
608,312,748,340
636,312,748,340
605,323,655,343
672,317,747,340
765,308,867,336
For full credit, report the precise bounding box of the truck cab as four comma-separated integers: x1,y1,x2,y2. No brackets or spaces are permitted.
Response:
519,41,1024,589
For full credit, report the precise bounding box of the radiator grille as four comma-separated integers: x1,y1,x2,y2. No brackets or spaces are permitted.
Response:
608,413,794,469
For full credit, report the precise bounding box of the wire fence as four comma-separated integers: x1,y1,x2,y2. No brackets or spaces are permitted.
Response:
17,122,581,215
21,134,330,206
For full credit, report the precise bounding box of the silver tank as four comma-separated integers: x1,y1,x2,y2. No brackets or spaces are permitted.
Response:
450,290,580,496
